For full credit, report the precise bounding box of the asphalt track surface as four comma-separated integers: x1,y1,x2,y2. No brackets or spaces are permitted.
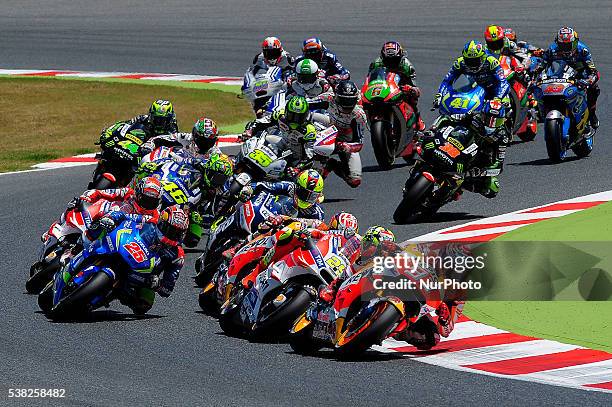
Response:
1,1,611,406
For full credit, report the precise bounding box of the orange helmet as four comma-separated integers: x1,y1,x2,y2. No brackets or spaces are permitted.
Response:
484,25,506,52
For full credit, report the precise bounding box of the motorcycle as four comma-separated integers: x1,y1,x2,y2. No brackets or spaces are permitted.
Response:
89,122,146,189
218,233,354,338
289,242,441,356
26,199,111,294
198,230,276,314
194,190,306,287
499,55,538,142
361,67,417,169
393,77,485,224
242,65,286,118
532,60,594,162
38,219,163,319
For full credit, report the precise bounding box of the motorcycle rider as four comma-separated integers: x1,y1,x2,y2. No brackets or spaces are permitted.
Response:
540,27,600,129
316,80,367,188
87,205,188,314
287,59,334,109
295,37,350,85
114,99,179,140
139,117,221,158
503,27,542,56
484,25,532,65
239,211,360,289
242,96,318,173
252,36,295,79
368,41,425,131
433,40,511,198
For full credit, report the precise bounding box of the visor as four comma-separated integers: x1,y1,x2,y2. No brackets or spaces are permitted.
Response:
137,194,160,210
557,41,576,54
207,171,230,188
464,57,483,71
487,39,504,51
336,94,358,110
195,137,216,153
382,55,401,68
151,115,171,130
285,110,308,126
159,222,186,244
263,48,282,61
304,49,322,61
295,187,322,209
297,73,317,84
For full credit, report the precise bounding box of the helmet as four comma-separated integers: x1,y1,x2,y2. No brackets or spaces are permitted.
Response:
192,117,219,153
334,80,359,113
484,25,506,52
148,100,175,133
135,176,162,211
555,27,579,56
329,212,359,234
295,58,319,90
360,226,396,260
262,36,283,65
381,41,404,68
199,153,234,188
294,169,324,210
284,96,309,129
503,27,516,42
302,37,324,62
462,41,487,73
158,205,189,246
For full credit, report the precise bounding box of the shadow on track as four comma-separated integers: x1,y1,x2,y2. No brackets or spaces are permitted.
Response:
509,156,583,166
392,211,485,225
286,349,405,362
36,310,164,323
362,162,412,173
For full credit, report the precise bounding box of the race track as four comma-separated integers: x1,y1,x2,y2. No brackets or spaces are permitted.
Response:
0,1,611,405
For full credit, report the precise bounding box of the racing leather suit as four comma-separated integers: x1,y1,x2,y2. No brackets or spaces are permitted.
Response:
252,50,295,79
315,103,368,187
295,47,350,84
438,55,511,198
286,75,334,111
369,56,425,131
127,114,179,139
251,181,325,220
74,211,184,314
542,40,600,128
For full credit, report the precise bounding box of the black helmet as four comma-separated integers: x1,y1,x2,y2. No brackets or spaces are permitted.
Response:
334,80,359,112
381,41,404,68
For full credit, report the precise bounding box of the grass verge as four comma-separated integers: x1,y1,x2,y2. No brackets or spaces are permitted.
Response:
0,76,251,172
464,201,612,352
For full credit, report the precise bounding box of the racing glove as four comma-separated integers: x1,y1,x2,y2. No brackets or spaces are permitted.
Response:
576,79,590,89
238,185,254,202
80,190,101,203
432,93,442,110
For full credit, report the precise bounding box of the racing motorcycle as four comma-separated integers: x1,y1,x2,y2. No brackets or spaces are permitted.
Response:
89,122,146,189
362,67,417,170
194,189,309,287
38,218,163,319
393,77,486,224
499,55,538,142
198,231,275,314
289,242,446,356
242,65,286,118
218,233,355,338
26,199,110,294
136,147,205,247
532,60,594,162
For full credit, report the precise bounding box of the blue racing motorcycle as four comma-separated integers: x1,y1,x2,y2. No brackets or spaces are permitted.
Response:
38,219,162,319
394,76,486,223
194,190,300,287
533,60,594,162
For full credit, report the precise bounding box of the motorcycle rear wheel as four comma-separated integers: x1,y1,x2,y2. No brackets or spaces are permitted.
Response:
252,285,315,339
26,258,60,294
289,325,323,355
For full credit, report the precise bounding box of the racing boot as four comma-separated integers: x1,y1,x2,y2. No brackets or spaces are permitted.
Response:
480,176,500,199
589,110,599,130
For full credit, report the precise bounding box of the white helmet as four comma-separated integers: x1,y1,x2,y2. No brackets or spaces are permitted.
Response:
295,58,319,90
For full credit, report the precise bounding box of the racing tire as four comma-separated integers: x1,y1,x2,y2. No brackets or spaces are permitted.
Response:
371,121,395,170
198,288,219,316
26,258,61,294
393,174,434,224
37,283,54,314
335,302,402,358
91,175,114,190
252,285,315,339
47,271,113,319
218,305,244,337
289,326,323,355
509,88,521,135
544,118,565,163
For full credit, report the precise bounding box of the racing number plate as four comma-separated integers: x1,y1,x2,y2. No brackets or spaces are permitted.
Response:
247,148,273,168
439,142,461,159
162,181,188,205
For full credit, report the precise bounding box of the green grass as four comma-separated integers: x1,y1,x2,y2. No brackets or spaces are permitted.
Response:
464,201,612,352
0,76,251,172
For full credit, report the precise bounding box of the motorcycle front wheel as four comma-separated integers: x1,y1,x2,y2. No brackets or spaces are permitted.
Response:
46,271,113,320
544,118,566,163
371,121,395,170
393,173,435,224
